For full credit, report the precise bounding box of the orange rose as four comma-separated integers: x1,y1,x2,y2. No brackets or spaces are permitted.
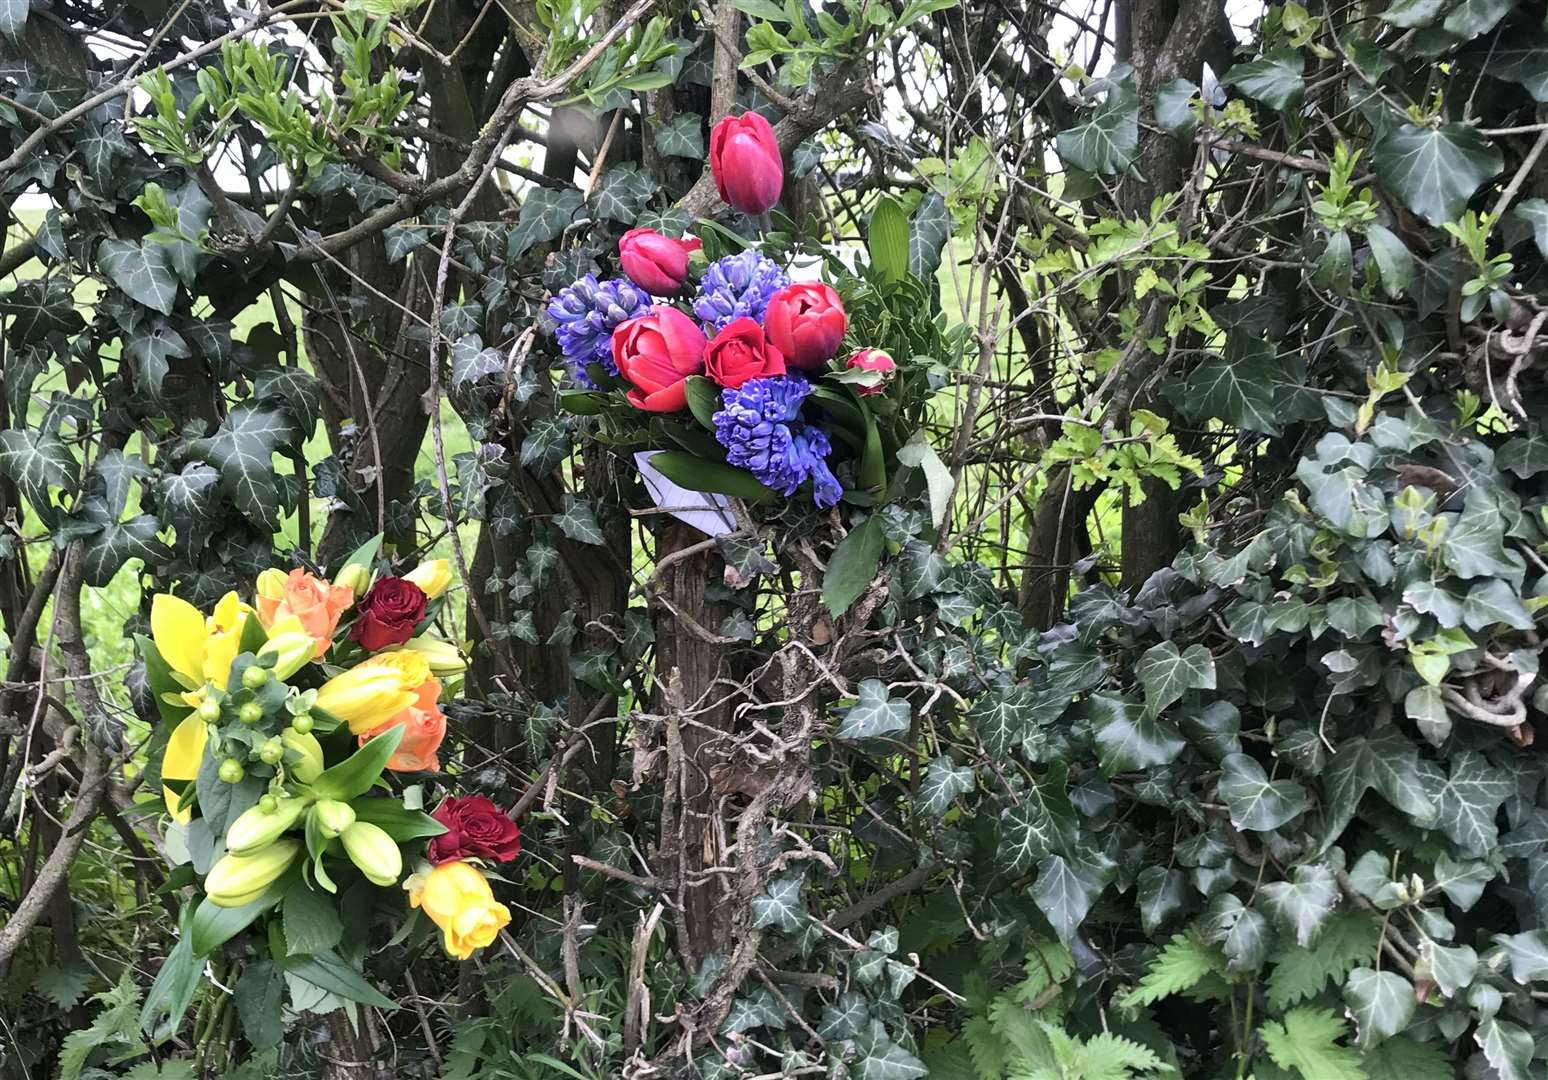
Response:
256,568,354,659
357,677,445,772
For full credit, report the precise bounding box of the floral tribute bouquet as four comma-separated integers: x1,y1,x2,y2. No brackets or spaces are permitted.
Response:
136,540,523,1027
549,110,942,513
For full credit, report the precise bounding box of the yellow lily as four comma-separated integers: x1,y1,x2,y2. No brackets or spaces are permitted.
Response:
160,711,207,822
315,660,419,734
149,591,255,692
404,559,453,599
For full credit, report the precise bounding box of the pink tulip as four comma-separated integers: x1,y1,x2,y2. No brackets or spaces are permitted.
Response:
619,229,702,296
710,112,784,215
612,308,707,412
763,283,847,370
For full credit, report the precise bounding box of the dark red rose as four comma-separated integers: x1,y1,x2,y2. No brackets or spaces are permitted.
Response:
350,576,427,651
704,317,786,389
427,795,522,865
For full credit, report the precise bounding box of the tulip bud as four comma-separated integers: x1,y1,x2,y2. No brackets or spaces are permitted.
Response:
258,629,317,681
405,636,467,676
281,729,325,784
225,796,308,856
618,229,701,296
312,798,357,840
333,563,371,598
403,559,453,600
845,348,896,395
255,568,289,602
205,838,301,907
340,821,403,886
709,111,784,215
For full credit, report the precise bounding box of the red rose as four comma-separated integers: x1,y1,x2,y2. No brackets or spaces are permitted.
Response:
350,577,428,651
764,283,848,370
613,307,707,412
619,229,701,296
845,348,896,395
703,317,787,389
709,111,783,215
427,795,522,865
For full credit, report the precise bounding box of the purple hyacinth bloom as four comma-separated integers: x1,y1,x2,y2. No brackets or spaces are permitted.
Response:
692,250,789,335
546,275,653,386
712,375,842,508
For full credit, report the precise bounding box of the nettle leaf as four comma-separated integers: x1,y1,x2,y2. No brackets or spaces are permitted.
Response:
654,113,704,159
1174,331,1281,435
555,495,606,545
509,188,583,256
1031,849,1115,943
1261,864,1340,948
1344,968,1416,1048
1135,641,1216,717
836,679,910,740
918,757,974,817
1266,909,1382,1010
1089,694,1186,775
1055,78,1138,175
1222,53,1304,111
97,238,179,315
1435,751,1511,856
1259,1008,1365,1080
192,406,292,531
750,873,805,932
1371,123,1503,227
1219,752,1308,831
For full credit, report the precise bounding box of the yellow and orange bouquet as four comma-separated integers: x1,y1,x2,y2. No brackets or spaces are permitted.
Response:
138,539,514,1008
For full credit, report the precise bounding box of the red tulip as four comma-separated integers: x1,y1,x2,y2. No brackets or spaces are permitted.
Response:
612,307,707,412
619,228,702,296
704,318,787,389
763,283,847,370
709,111,783,215
846,348,896,395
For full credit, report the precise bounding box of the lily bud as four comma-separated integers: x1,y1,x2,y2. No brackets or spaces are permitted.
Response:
403,559,453,600
258,626,316,681
315,663,418,735
205,838,301,907
405,636,467,676
225,796,309,856
334,563,371,598
312,798,357,840
340,820,403,886
256,568,289,602
281,729,325,784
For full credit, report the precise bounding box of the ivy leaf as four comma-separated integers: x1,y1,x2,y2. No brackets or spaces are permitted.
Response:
192,406,292,530
519,418,571,474
1491,32,1548,102
81,516,169,586
0,428,80,522
836,679,910,740
1260,863,1339,947
1136,866,1190,934
1135,641,1216,717
1030,849,1115,943
1219,753,1309,831
852,1021,928,1080
1320,729,1437,850
0,278,87,344
509,188,582,256
384,225,428,264
968,682,1052,756
1222,54,1305,111
1443,0,1513,40
1379,0,1445,26
654,113,704,159
1259,1008,1366,1080
1343,968,1415,1048
1497,430,1548,478
591,165,658,223
0,0,28,39
1089,694,1186,775
1360,1036,1454,1080
1442,490,1524,581
897,539,951,599
253,368,322,441
1156,78,1200,137
1175,331,1281,435
1461,578,1534,631
1420,940,1477,998
998,766,1078,871
1490,930,1548,984
1434,751,1511,856
907,192,950,280
1371,123,1503,227
555,495,606,545
918,757,974,817
97,238,179,315
1474,1018,1535,1080
1055,79,1138,175
750,873,805,932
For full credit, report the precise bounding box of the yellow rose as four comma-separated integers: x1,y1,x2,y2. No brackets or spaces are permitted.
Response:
403,559,453,600
408,860,511,959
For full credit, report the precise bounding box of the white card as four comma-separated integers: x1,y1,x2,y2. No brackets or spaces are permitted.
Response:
634,451,737,536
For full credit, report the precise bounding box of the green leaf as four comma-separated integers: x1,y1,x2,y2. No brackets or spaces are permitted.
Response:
896,431,953,528
1379,0,1445,26
1219,753,1309,831
1175,331,1281,435
649,450,774,502
653,112,704,159
1360,1036,1453,1080
823,514,885,617
1055,79,1138,175
282,886,343,956
1371,123,1503,227
509,188,582,255
1475,1017,1534,1080
281,950,398,1010
1030,849,1115,943
1344,968,1415,1048
998,766,1078,871
1365,225,1414,297
233,960,284,1050
192,406,293,531
98,238,179,315
750,873,805,931
347,799,447,841
836,679,910,740
907,192,950,279
1121,932,1220,1007
918,757,974,817
1222,54,1305,110
1089,693,1186,775
1260,863,1339,947
1266,909,1381,1010
1156,78,1200,137
1434,750,1511,856
310,725,404,802
1135,641,1216,718
868,196,909,283
139,933,200,1036
1259,1008,1367,1080
555,495,607,545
